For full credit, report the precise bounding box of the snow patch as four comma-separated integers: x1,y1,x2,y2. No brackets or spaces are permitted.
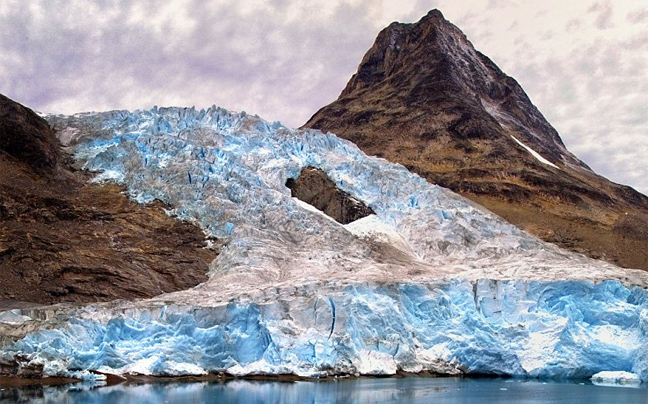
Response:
344,215,418,257
511,135,559,169
292,198,340,225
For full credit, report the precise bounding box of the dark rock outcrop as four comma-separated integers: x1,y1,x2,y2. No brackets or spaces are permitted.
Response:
286,167,374,224
0,94,59,172
0,94,217,306
305,9,648,271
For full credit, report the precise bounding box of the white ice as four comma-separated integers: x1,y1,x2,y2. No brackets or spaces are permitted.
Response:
0,106,646,382
591,370,642,387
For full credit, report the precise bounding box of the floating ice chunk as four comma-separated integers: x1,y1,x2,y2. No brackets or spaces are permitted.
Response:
591,371,642,387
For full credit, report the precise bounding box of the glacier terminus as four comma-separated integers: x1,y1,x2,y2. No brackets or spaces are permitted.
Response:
1,106,647,383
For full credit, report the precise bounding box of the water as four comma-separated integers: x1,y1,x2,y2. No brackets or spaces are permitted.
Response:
1,377,646,404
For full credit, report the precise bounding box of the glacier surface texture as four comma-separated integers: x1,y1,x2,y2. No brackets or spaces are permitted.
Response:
1,106,647,382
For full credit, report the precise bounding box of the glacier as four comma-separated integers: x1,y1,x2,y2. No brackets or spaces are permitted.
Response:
1,106,648,383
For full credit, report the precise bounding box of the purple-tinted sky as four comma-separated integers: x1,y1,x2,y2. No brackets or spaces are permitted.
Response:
1,1,647,195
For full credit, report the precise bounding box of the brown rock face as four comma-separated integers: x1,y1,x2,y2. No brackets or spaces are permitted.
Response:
0,94,217,306
305,9,648,271
286,167,374,224
0,94,59,172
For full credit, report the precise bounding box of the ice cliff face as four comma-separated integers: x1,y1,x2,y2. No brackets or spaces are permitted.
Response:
1,106,647,382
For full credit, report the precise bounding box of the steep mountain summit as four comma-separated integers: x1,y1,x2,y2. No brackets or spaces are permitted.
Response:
305,9,648,270
340,10,584,169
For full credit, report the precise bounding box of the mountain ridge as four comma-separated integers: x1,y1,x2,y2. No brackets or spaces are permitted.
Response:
305,9,648,271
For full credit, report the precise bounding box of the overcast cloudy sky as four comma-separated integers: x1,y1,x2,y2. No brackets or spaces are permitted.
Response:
1,1,647,195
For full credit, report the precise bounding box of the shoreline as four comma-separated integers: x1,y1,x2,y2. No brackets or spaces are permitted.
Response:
0,369,459,388
3,371,646,391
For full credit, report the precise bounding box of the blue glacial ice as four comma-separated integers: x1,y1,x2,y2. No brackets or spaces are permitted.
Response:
1,106,647,382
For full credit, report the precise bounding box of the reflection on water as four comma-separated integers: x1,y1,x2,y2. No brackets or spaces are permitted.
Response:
1,377,646,404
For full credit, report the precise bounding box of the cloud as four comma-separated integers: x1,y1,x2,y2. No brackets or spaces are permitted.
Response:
588,1,614,29
627,7,648,24
0,0,646,195
0,0,412,128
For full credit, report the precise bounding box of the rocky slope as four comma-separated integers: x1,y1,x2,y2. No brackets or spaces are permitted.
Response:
305,9,648,271
0,94,217,306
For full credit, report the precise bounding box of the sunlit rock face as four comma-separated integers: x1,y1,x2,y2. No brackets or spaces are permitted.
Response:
0,106,647,382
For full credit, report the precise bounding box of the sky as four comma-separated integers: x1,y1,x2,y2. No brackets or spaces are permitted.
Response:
1,0,647,195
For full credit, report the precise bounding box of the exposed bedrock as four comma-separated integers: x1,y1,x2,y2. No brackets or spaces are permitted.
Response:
286,167,374,224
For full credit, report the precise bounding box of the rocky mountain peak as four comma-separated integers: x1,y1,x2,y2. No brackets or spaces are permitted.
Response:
335,9,583,170
342,9,453,95
305,10,648,271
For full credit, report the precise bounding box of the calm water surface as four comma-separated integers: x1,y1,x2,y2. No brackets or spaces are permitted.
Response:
1,377,646,403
